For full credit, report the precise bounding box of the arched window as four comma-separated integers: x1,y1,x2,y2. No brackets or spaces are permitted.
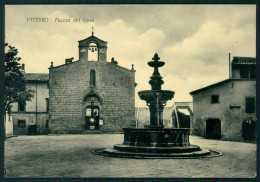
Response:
90,70,96,86
88,43,98,61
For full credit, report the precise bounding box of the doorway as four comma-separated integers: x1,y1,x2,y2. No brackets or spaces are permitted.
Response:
28,125,37,135
206,119,221,139
85,106,99,130
242,119,256,141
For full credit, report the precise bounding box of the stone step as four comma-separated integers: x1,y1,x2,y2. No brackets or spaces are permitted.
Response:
102,147,212,158
114,144,201,153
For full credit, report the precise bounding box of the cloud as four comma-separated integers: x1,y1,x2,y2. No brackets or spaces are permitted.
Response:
161,20,255,80
5,5,256,107
103,21,165,63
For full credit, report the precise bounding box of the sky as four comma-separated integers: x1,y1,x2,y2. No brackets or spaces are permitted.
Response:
5,5,256,107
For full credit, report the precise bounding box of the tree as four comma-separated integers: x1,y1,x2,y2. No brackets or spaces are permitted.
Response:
4,43,34,113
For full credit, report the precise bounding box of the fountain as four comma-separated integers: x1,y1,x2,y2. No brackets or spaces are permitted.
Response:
93,53,221,158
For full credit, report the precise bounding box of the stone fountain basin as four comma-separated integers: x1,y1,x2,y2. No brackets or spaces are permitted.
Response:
123,128,191,147
107,128,204,155
138,90,175,102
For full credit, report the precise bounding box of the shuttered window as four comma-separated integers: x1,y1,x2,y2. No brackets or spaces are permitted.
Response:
18,120,26,128
246,97,255,113
18,102,26,112
211,95,219,104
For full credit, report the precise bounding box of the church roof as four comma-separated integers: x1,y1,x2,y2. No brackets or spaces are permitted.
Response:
78,33,108,48
24,73,49,81
78,35,107,43
232,57,256,65
108,62,135,72
50,60,79,69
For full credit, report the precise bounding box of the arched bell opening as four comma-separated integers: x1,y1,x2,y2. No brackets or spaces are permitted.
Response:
88,42,98,61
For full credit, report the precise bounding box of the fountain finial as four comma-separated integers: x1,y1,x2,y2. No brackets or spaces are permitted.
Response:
152,53,160,62
148,53,165,90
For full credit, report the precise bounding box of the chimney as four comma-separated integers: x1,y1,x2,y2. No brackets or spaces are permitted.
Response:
111,57,118,65
65,57,74,64
21,64,25,72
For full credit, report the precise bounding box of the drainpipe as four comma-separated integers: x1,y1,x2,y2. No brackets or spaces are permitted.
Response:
36,81,38,133
34,74,45,134
229,53,232,139
136,107,138,127
229,53,231,79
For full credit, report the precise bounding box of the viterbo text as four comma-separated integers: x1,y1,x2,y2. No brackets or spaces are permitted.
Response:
27,18,49,22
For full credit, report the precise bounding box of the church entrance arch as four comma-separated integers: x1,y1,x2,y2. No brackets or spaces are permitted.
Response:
85,105,99,130
82,92,102,130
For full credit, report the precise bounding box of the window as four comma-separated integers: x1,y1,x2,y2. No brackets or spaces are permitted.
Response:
240,66,249,79
90,70,96,86
86,108,92,116
246,97,255,113
18,102,26,112
240,65,256,79
18,120,26,128
250,67,256,79
46,120,49,128
45,98,49,112
211,95,219,104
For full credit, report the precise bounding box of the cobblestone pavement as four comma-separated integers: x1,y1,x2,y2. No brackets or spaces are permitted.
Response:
4,134,256,178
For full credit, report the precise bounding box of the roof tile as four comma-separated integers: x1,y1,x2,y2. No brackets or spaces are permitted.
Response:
24,73,49,81
232,57,256,65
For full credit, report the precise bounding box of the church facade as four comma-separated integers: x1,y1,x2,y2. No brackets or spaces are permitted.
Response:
49,33,136,133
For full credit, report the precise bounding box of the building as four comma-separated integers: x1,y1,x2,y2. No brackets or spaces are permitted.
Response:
10,71,49,135
135,107,173,128
190,56,256,141
8,33,136,135
171,102,193,129
136,102,193,129
48,33,136,133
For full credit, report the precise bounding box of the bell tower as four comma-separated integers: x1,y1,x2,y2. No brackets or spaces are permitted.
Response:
78,28,108,63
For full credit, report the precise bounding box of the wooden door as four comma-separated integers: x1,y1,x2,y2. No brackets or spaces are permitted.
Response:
85,106,99,129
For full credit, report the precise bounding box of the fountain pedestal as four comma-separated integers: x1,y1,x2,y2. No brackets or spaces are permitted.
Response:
95,53,219,158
